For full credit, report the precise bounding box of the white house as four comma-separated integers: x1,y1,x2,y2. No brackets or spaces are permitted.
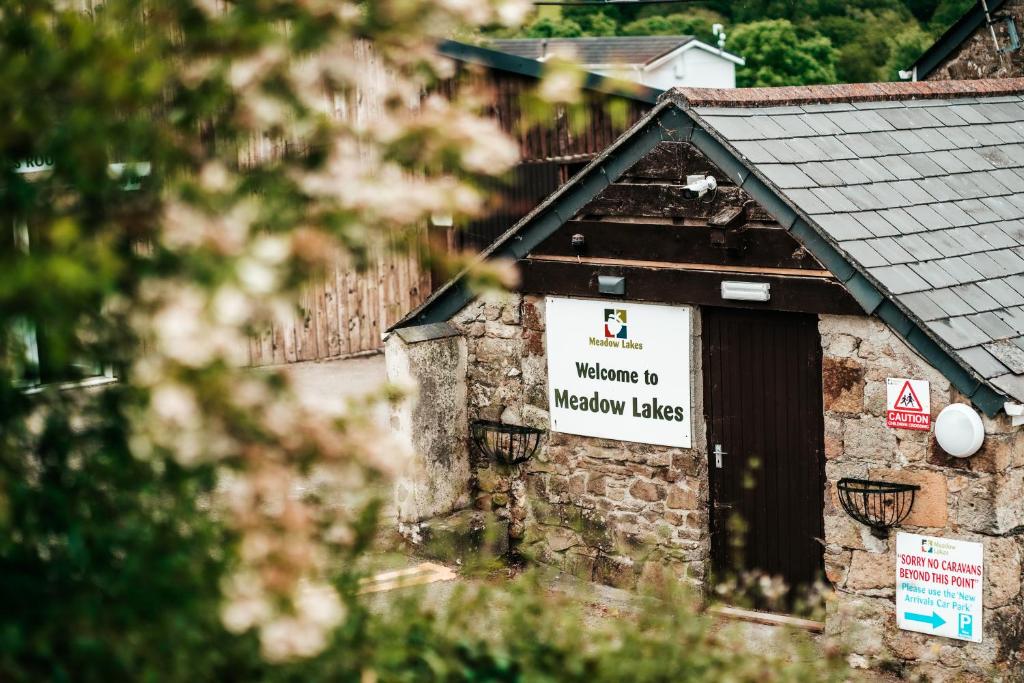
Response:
489,35,744,90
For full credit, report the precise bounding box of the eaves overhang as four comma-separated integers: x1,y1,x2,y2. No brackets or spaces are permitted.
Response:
437,40,662,105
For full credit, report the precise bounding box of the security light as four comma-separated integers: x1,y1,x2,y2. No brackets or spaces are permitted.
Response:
720,280,770,302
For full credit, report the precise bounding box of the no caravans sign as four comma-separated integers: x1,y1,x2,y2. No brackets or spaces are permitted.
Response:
896,532,983,642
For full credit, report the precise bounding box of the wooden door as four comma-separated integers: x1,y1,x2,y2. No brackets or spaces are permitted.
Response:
703,307,825,598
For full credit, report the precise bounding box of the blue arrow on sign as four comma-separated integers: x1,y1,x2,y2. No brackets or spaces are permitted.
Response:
905,611,946,629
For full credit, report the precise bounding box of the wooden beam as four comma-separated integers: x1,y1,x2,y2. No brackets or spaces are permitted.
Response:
518,258,862,316
531,220,824,271
531,255,832,279
582,184,775,222
707,605,824,633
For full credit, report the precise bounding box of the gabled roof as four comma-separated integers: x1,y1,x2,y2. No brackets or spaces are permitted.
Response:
437,39,662,104
908,0,1009,80
488,35,744,68
394,78,1024,416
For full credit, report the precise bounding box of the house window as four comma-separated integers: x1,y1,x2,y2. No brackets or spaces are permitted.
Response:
7,220,114,391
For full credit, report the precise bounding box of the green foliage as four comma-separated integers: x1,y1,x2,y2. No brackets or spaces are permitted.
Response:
227,575,849,683
577,12,617,38
730,20,839,87
885,26,936,80
929,0,978,31
524,16,583,38
620,13,717,44
501,0,979,84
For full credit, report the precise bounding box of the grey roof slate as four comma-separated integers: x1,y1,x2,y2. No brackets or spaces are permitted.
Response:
489,36,722,66
692,91,1024,403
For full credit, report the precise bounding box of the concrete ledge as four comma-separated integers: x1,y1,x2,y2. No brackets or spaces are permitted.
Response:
394,322,461,345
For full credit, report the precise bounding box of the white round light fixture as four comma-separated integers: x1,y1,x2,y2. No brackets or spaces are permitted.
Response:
934,403,984,458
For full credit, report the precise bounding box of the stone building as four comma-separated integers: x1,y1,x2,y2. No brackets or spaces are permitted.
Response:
909,0,1023,81
386,79,1024,680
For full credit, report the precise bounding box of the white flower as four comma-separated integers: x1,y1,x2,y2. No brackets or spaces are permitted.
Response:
296,582,346,630
496,0,531,26
151,383,199,428
237,259,279,295
213,286,252,326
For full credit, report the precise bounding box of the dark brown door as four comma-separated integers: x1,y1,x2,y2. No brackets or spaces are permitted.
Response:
703,307,825,598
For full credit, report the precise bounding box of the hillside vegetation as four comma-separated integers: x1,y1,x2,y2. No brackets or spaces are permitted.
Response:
490,0,976,85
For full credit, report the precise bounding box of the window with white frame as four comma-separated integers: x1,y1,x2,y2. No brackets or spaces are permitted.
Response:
7,219,114,390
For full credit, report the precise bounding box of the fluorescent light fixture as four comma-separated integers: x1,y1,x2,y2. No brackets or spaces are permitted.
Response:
721,280,770,302
430,213,454,227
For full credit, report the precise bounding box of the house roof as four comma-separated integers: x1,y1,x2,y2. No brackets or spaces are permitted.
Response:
393,78,1024,416
490,35,696,65
908,0,1009,80
488,35,744,68
437,39,662,104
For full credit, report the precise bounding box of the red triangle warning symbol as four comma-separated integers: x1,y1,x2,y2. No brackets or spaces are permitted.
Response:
893,380,924,412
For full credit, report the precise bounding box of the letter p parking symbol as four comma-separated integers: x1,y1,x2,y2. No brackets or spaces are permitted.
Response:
958,614,973,638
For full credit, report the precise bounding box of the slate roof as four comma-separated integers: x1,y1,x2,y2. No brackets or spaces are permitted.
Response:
394,78,1024,414
683,81,1024,402
489,36,696,65
437,40,662,104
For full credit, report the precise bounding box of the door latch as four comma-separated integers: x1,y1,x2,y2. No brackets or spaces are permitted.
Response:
714,444,725,469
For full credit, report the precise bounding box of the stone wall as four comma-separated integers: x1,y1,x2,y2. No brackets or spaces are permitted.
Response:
385,328,470,523
434,292,1024,677
820,314,1024,681
927,1,1024,80
451,291,710,589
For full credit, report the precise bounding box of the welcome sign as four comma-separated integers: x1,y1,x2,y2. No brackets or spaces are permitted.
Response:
545,296,692,448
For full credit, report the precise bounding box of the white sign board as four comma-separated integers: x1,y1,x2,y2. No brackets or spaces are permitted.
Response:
886,377,931,431
545,297,691,448
896,532,983,642
13,157,54,175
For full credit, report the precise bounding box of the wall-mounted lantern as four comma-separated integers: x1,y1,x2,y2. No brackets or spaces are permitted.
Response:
934,403,985,458
837,478,920,539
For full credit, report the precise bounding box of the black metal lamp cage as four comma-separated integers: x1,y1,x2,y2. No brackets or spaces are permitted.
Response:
470,420,542,466
837,478,920,539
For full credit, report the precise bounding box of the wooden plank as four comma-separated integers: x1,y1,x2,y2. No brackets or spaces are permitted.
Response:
582,184,774,223
356,260,370,353
530,255,830,279
296,287,316,361
346,259,360,355
531,220,824,271
518,258,862,316
708,605,824,633
334,263,349,357
315,276,330,358
324,265,341,358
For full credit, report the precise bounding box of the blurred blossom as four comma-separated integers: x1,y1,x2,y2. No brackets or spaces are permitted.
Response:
30,0,581,666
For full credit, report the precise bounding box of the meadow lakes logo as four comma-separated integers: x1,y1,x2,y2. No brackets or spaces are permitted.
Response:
590,308,643,350
604,309,627,339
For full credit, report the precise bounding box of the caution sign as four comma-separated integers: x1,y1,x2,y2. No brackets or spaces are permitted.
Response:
896,533,983,642
886,377,930,431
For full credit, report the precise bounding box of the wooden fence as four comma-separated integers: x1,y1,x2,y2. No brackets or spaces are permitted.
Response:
246,41,652,366
247,246,430,365
246,41,432,366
